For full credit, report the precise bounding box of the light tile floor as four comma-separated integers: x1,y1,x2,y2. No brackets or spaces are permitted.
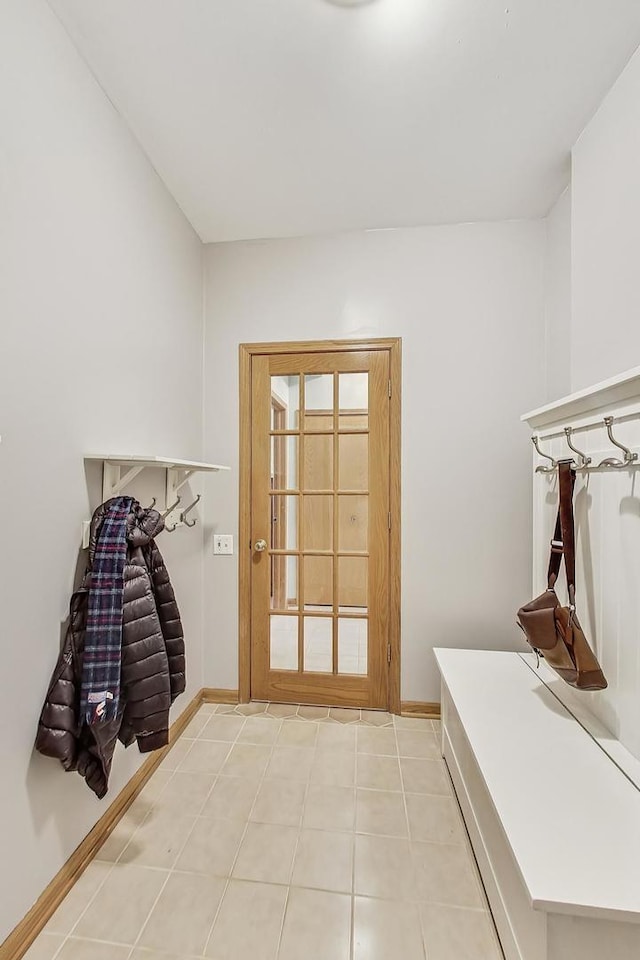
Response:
28,704,504,960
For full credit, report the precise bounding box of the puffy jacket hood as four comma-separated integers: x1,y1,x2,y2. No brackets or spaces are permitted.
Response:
128,503,165,546
89,499,165,561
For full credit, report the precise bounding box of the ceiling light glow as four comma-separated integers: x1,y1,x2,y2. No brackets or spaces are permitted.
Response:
324,0,378,7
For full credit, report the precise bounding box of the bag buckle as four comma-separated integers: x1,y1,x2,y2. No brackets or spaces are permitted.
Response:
550,539,564,553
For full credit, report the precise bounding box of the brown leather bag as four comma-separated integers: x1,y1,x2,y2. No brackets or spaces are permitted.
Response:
517,460,607,691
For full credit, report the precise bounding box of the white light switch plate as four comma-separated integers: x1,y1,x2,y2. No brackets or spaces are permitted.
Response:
213,534,234,556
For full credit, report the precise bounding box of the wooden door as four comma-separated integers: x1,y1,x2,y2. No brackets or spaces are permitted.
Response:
250,349,391,708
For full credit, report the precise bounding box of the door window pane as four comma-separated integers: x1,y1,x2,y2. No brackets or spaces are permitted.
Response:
271,376,300,429
338,618,367,675
271,434,298,490
271,495,298,551
270,616,298,671
339,373,368,417
303,617,333,673
271,555,298,611
338,434,368,491
338,557,367,611
304,556,333,609
303,434,333,490
338,495,368,552
303,495,333,551
304,374,334,431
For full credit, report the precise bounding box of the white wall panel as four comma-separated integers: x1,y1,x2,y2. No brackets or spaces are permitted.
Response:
0,0,204,940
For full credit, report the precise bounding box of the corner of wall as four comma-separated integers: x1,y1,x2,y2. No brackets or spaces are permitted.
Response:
543,184,572,403
570,42,640,392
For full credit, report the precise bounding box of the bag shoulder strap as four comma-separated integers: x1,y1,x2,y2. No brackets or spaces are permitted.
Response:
547,460,576,604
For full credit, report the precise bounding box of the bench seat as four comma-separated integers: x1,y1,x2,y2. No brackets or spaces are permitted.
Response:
435,648,640,960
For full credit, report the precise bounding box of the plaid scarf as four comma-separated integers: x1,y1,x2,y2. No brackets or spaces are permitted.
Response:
80,497,134,725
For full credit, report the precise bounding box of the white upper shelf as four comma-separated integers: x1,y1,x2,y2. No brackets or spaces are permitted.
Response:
522,364,640,430
85,454,229,472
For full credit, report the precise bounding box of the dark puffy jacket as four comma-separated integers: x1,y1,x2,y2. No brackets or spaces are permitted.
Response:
35,501,185,798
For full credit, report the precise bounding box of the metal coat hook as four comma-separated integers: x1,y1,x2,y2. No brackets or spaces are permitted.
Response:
532,436,557,473
598,416,639,469
161,495,181,519
146,497,157,510
180,494,201,528
563,427,591,469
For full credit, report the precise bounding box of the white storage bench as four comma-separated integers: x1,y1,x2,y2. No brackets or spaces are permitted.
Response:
435,648,640,960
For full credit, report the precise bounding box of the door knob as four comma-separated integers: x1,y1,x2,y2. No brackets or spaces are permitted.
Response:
254,539,267,552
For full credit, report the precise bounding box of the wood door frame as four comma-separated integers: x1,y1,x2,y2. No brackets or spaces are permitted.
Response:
239,337,402,713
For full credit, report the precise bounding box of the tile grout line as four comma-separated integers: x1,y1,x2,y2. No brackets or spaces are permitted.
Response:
39,933,73,960
287,729,316,947
394,716,429,960
138,706,269,960
97,709,241,957
439,758,508,952
48,856,120,949
270,722,319,960
201,713,311,958
49,726,204,957
197,710,274,956
121,712,245,958
349,724,359,960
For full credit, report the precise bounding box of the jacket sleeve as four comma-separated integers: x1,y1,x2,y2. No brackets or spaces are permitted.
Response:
147,540,186,701
35,588,87,771
120,558,172,753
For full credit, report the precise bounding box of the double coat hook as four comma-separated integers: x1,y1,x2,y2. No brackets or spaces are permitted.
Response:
563,427,591,469
532,436,557,473
180,494,201,528
162,496,181,532
163,494,201,533
598,416,639,469
162,495,181,519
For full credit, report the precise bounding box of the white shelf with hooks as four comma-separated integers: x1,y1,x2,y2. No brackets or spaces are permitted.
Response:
521,367,640,767
521,364,640,433
83,454,230,536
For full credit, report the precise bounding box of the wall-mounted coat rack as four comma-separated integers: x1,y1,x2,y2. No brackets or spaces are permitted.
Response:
531,414,640,473
521,363,640,837
83,455,229,542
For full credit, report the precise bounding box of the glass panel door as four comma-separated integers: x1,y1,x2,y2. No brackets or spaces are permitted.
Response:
250,349,390,708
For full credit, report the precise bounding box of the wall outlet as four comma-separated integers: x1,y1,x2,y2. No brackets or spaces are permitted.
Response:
213,534,234,556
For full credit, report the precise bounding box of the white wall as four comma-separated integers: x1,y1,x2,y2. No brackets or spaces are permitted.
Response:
572,44,640,391
202,221,546,705
527,40,640,762
0,0,204,941
544,188,572,402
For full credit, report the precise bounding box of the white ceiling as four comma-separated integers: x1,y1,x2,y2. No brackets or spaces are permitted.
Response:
49,0,640,243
